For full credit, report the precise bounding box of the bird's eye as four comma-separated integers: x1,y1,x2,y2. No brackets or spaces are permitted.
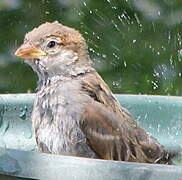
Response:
47,41,57,48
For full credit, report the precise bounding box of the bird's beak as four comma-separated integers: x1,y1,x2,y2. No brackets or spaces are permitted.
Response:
15,42,46,59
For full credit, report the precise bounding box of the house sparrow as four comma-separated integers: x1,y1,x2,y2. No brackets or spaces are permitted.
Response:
15,21,175,164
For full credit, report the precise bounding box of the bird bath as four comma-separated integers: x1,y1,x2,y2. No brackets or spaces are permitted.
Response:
0,94,182,179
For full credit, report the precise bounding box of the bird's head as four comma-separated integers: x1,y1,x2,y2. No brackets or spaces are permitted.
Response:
15,21,92,80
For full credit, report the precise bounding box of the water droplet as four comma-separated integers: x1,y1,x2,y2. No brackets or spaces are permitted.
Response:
157,124,161,133
112,6,117,9
112,52,120,60
102,54,106,58
151,80,158,90
89,48,95,53
24,106,27,110
144,113,148,119
123,61,127,67
19,111,26,120
112,81,119,87
45,11,50,15
19,107,27,120
136,116,141,121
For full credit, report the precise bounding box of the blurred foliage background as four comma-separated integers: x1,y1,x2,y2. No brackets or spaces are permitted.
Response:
0,0,182,95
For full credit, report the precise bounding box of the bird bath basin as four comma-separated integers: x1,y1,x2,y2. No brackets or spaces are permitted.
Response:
0,94,182,180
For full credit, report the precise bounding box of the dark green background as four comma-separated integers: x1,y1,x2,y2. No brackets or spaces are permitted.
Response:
0,0,182,95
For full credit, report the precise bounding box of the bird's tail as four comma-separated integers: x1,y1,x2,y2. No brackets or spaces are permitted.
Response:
156,149,180,165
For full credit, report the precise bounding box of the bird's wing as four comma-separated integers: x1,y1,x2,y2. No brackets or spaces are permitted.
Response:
80,101,137,161
81,72,136,125
80,72,172,164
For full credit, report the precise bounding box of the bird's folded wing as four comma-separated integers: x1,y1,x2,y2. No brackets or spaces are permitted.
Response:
80,72,171,163
80,101,136,161
80,102,172,163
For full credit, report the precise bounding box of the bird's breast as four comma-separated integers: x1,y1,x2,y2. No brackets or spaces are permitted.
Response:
32,80,98,157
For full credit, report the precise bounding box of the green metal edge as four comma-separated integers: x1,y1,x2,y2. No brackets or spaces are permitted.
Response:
1,147,182,180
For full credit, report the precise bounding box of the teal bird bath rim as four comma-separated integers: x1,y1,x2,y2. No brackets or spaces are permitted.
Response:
0,94,182,180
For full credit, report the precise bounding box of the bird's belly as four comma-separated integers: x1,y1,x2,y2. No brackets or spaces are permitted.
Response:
35,117,98,158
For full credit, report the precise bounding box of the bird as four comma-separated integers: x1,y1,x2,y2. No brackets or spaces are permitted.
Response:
15,21,176,164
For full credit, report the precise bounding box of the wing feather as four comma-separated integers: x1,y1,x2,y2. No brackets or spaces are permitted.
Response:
79,72,173,164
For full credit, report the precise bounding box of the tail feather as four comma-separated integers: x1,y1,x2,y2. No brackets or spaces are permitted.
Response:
155,150,180,165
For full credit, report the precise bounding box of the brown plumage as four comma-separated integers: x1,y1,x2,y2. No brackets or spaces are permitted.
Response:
15,21,175,164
